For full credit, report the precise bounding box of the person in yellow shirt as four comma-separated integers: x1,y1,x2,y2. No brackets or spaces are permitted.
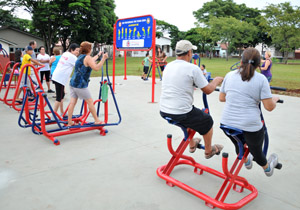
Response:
15,46,42,104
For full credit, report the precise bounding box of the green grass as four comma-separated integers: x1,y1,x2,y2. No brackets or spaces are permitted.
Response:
92,57,300,90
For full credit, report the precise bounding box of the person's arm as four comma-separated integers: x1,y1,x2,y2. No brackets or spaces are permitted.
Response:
201,77,223,95
49,56,56,66
31,58,43,66
148,57,153,63
86,52,108,71
92,53,101,62
219,92,226,102
38,55,50,63
262,96,279,111
261,60,270,71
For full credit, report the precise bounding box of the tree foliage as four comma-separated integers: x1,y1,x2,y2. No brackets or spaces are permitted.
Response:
184,27,213,56
156,19,185,50
264,2,300,63
0,8,32,31
209,16,257,60
1,0,117,54
193,0,268,52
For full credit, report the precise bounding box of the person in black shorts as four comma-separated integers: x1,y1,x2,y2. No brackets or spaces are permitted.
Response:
160,40,224,159
141,52,152,80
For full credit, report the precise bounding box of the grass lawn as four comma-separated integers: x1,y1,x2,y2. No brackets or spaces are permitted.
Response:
92,56,300,91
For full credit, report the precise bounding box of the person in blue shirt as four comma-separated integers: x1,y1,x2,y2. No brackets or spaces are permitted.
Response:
67,41,108,126
141,52,152,80
49,47,62,77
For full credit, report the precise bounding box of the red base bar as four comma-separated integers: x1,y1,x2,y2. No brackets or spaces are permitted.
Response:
156,130,258,210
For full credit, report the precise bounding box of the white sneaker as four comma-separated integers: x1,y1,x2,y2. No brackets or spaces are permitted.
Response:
265,153,278,177
244,153,253,170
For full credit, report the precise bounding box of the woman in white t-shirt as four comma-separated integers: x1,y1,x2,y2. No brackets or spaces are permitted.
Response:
219,47,280,177
52,43,80,115
37,46,54,93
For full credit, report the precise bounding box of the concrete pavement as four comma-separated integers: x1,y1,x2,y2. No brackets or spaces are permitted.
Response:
0,76,299,210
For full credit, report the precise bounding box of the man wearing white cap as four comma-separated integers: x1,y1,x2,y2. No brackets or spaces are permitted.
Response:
160,40,224,159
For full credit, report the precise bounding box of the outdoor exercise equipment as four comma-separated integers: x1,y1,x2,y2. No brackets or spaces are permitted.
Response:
0,43,8,58
230,61,240,70
157,80,284,209
11,64,44,112
0,62,20,104
22,59,121,145
113,15,157,102
192,53,201,67
145,58,163,81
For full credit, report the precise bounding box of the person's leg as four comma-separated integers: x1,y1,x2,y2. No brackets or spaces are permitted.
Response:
16,74,26,101
45,71,50,90
40,71,44,84
179,106,222,157
53,81,63,114
85,98,102,124
67,97,78,125
45,71,54,92
67,87,78,125
244,127,269,170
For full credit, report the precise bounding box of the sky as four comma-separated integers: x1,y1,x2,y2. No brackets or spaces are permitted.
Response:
114,0,300,31
13,0,300,32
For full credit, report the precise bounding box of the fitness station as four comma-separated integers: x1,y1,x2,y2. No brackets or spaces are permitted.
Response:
1,5,300,209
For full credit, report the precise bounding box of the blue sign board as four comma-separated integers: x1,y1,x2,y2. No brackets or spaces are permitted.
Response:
115,15,154,50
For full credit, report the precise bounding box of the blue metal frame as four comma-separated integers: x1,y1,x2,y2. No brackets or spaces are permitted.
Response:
146,62,162,81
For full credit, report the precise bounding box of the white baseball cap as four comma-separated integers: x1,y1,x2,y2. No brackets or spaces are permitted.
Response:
175,40,197,55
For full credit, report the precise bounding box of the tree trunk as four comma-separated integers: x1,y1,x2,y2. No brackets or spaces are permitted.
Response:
226,49,228,61
284,51,288,64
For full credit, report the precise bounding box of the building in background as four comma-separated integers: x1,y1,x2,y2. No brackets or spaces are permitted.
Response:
0,26,44,62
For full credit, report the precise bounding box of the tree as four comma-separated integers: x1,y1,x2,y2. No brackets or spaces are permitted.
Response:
264,2,300,63
0,8,32,31
184,27,213,57
156,19,185,50
209,16,257,60
1,0,117,54
193,0,266,49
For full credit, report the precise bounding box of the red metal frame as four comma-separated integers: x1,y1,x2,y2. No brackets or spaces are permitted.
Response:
157,129,258,210
112,14,156,102
2,62,20,105
11,64,45,112
29,89,109,145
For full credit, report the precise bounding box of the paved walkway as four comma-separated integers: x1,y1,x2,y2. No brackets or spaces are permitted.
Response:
0,76,299,210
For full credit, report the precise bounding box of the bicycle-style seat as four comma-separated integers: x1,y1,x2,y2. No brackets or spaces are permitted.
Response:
163,117,188,140
220,124,245,160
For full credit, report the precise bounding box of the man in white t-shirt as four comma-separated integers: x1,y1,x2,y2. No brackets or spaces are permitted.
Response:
37,46,54,93
160,40,224,159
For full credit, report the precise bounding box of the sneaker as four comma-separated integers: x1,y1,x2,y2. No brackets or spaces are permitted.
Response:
48,89,55,93
264,153,278,177
244,153,253,170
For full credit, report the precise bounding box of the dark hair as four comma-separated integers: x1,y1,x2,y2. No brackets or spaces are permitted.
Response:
14,50,22,63
146,52,149,56
38,46,45,52
239,47,261,81
201,64,205,68
68,43,79,52
79,41,92,54
29,40,36,46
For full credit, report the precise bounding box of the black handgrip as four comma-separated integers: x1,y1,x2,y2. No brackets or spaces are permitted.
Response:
275,163,282,170
270,86,287,91
277,99,284,103
215,88,220,92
